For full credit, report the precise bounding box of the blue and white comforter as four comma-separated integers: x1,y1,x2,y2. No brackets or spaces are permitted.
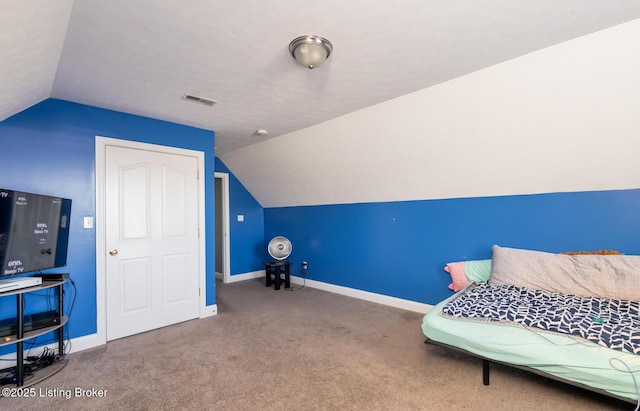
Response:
442,282,640,355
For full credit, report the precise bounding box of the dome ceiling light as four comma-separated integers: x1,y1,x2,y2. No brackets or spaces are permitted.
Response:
289,35,333,69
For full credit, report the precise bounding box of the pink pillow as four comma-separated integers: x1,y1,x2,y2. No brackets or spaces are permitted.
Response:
444,262,469,291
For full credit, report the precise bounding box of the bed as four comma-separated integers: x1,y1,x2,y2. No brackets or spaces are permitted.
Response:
421,245,640,405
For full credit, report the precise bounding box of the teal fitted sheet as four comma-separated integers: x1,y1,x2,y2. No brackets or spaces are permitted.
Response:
422,293,640,401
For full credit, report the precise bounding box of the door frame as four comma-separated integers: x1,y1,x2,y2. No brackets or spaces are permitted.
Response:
95,136,207,346
215,172,231,283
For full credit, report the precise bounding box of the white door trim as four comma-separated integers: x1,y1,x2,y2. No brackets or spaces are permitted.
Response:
95,136,206,346
215,172,231,283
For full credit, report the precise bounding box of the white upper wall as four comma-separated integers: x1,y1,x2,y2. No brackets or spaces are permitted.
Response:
220,19,640,208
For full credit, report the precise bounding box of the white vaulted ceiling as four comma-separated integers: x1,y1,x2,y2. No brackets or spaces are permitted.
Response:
0,1,74,123
2,1,640,155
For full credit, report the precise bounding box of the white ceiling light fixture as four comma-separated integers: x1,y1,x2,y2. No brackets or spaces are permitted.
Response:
289,35,333,69
255,129,268,136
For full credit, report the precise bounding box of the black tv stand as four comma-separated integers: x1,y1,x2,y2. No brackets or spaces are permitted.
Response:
0,310,62,337
33,273,69,281
0,278,68,387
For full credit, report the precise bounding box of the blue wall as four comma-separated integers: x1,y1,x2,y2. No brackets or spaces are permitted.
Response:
265,189,640,305
215,158,264,275
4,97,636,349
0,99,216,347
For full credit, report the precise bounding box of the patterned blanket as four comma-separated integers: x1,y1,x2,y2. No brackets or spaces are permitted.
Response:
442,282,640,355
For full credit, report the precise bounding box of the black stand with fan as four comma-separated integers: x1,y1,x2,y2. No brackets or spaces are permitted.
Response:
264,261,291,290
264,236,292,290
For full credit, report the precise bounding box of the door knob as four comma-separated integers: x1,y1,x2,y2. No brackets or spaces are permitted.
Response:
109,249,118,256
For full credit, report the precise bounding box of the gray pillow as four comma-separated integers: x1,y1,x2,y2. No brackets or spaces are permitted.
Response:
489,245,640,300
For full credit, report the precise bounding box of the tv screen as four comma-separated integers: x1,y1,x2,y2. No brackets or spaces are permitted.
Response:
0,189,72,277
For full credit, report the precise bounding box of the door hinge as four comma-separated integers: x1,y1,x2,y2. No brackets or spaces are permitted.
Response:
198,227,200,237
198,287,201,297
197,169,200,179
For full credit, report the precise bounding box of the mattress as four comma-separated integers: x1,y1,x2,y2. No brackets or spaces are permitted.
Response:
422,293,640,401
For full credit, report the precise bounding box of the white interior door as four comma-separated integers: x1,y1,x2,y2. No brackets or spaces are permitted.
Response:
105,145,200,340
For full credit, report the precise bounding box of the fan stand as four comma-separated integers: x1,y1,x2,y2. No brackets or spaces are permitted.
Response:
264,260,291,290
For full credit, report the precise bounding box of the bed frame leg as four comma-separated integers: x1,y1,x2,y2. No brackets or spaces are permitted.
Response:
483,359,490,385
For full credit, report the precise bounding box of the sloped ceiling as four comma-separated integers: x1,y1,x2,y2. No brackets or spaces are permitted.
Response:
1,1,640,155
221,18,640,207
0,1,73,122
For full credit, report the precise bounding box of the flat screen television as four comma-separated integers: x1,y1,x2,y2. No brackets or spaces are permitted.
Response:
0,188,72,277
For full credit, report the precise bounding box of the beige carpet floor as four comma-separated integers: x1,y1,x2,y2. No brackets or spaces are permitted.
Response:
1,278,634,410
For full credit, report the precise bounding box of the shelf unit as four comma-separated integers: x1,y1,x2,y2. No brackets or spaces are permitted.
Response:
0,279,68,387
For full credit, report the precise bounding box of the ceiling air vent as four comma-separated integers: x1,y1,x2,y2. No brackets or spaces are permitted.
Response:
181,93,217,106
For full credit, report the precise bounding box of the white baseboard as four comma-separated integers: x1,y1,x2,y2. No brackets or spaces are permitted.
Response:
227,270,265,283
201,304,218,318
290,276,432,314
66,333,101,354
0,333,101,366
